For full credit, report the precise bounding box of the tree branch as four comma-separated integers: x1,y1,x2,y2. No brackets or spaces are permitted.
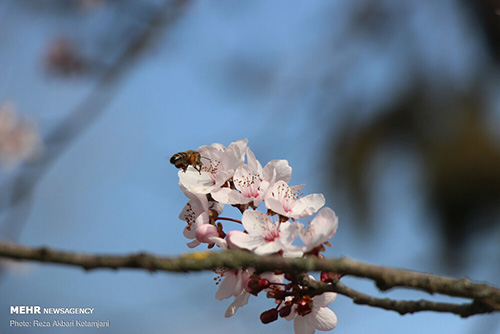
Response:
297,275,496,317
0,241,499,317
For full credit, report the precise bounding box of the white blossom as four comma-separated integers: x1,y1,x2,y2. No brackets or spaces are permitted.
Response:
212,147,292,206
178,185,223,248
179,139,247,194
298,207,338,253
284,277,338,334
265,180,325,219
215,268,252,318
229,210,299,255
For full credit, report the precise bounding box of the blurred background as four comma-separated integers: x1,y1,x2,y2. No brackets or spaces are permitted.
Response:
1,0,500,333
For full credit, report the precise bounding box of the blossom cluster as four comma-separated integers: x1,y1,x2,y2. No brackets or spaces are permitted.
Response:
173,139,339,334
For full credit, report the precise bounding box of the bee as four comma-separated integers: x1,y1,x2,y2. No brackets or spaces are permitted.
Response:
170,150,204,174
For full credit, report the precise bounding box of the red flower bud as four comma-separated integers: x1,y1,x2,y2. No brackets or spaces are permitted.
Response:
271,290,287,300
279,305,292,318
260,309,279,324
320,271,344,283
245,274,270,296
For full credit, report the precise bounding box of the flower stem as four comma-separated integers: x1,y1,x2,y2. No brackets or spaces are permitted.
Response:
217,217,242,224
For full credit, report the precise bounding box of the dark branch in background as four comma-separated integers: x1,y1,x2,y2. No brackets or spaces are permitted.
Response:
0,0,190,244
1,241,499,318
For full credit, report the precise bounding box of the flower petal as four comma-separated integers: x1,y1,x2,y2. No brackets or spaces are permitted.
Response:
221,139,247,171
211,187,252,205
183,225,196,239
313,292,337,307
264,197,288,216
224,291,250,318
186,239,200,248
253,241,281,255
179,171,216,194
313,207,338,238
216,272,238,300
291,193,325,218
241,210,272,235
229,233,263,251
309,307,337,331
209,237,228,249
279,222,301,245
246,147,262,173
294,316,315,334
263,159,292,184
301,207,338,252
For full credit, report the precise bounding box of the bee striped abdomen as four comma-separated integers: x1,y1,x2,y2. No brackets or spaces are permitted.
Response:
170,152,186,165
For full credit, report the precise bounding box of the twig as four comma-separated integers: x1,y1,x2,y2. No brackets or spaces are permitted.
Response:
0,241,499,317
297,275,496,318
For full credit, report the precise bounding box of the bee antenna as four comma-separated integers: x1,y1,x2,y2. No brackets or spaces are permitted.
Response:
201,156,210,160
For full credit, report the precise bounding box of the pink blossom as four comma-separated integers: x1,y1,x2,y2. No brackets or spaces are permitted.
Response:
265,181,325,219
179,139,247,194
212,148,292,206
215,269,252,318
299,207,339,253
283,277,338,334
217,269,284,318
228,210,299,255
178,185,223,248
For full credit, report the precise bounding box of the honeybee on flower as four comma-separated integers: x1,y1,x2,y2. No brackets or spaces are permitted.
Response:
170,150,204,174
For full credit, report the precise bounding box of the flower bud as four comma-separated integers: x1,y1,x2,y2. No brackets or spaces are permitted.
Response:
320,271,344,283
195,224,219,244
260,309,279,324
279,304,292,318
269,289,287,300
244,274,270,296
